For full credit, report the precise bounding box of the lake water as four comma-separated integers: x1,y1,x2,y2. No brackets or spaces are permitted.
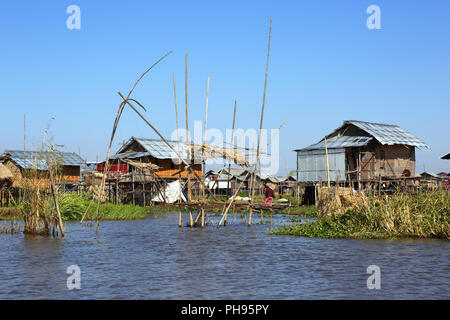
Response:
0,212,448,299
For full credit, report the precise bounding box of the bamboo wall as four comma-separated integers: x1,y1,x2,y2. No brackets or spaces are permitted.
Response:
346,141,416,181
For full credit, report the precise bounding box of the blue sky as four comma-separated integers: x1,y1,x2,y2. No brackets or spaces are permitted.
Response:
0,0,449,175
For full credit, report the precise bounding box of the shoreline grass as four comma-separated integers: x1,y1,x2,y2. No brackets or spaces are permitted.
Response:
272,190,449,240
1,194,316,221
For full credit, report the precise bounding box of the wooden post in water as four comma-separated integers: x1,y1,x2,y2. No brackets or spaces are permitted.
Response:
201,207,205,228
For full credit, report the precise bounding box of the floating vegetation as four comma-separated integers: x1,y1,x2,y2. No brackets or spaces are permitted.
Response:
272,190,450,239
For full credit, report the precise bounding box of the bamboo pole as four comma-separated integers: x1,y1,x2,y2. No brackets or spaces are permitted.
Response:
201,76,210,228
185,53,192,203
173,73,183,228
203,76,210,198
218,117,286,228
184,53,194,228
224,100,237,225
95,51,172,232
23,114,26,168
249,16,272,227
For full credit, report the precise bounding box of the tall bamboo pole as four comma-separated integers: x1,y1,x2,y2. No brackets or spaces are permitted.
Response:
202,76,210,199
24,114,26,165
95,51,172,232
249,16,272,227
185,54,193,227
23,114,26,206
224,100,237,225
325,137,330,187
202,76,210,228
173,73,182,228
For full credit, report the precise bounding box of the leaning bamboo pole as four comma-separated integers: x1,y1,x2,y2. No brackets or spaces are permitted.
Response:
95,51,172,232
116,92,219,200
249,16,272,227
325,137,330,187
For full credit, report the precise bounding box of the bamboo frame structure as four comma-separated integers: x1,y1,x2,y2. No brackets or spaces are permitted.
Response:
88,18,280,231
217,117,286,228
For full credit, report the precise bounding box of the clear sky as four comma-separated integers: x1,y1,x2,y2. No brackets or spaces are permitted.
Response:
0,0,449,175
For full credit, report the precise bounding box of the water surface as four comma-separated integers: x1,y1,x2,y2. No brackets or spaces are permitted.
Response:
0,213,448,299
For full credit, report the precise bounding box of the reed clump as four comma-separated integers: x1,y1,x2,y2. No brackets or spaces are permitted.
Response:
19,144,65,236
272,190,450,239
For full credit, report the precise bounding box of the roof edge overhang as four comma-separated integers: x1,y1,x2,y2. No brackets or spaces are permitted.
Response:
294,120,429,152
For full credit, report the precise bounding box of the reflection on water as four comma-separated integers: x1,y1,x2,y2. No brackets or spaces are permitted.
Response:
0,213,448,299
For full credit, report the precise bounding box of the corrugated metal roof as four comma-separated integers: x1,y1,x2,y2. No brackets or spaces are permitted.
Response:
345,120,428,148
419,171,439,179
295,136,372,152
215,168,256,182
109,151,152,160
1,150,85,169
441,153,450,160
118,137,189,160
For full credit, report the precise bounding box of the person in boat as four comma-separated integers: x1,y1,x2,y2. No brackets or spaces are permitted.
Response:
264,184,274,206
